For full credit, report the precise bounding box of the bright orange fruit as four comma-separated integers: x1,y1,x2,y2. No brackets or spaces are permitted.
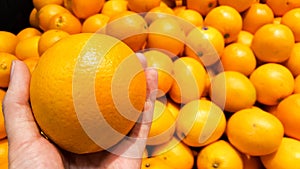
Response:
0,53,19,88
0,89,7,139
0,31,19,54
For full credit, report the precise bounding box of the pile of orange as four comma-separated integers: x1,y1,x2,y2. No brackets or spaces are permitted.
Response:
1,0,300,168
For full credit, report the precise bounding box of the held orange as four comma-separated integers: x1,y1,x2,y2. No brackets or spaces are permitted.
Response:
251,23,295,63
273,94,300,140
226,107,284,156
204,5,243,44
30,33,147,154
176,99,226,147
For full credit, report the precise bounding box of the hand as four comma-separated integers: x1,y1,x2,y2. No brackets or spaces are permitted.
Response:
2,57,157,169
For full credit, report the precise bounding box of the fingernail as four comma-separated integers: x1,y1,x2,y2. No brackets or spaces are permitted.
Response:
10,60,16,79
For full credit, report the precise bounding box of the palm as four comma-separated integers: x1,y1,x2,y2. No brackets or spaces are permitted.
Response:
3,60,157,169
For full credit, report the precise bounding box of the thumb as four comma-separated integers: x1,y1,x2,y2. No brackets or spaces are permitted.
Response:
2,60,40,145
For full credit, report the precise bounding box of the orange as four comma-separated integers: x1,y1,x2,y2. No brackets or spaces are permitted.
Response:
147,100,176,145
226,107,284,156
218,0,253,12
151,137,194,169
266,0,300,16
204,5,243,44
141,157,173,169
67,0,105,19
0,53,18,88
176,9,203,27
261,137,300,169
82,14,110,33
242,3,274,34
38,29,70,56
143,50,174,97
127,0,161,13
185,26,224,66
250,63,294,105
169,57,206,104
234,30,253,47
15,36,40,60
0,89,7,139
23,57,40,74
295,75,300,94
281,8,300,42
165,98,180,118
173,6,186,15
144,5,175,24
196,140,243,169
101,0,128,18
29,8,39,28
210,71,256,112
242,154,265,169
0,139,8,168
273,94,300,140
251,23,295,63
176,99,226,147
147,17,185,57
48,12,82,34
30,33,147,154
37,4,70,31
220,43,256,76
33,0,63,10
0,31,19,54
285,43,300,77
186,0,218,16
16,27,42,41
106,11,148,52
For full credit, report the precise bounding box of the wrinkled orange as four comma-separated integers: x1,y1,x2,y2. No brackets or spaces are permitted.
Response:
273,94,300,140
151,137,194,169
0,31,19,54
221,43,256,76
0,53,18,88
242,3,274,34
250,63,294,105
169,57,206,104
261,137,300,169
197,140,243,169
30,33,147,154
251,23,295,63
176,99,226,147
281,8,300,42
204,5,243,44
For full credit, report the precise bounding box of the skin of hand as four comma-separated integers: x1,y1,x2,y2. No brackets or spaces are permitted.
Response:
2,55,158,169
